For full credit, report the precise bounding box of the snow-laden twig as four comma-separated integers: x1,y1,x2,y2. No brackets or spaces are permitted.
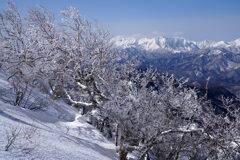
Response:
64,90,93,107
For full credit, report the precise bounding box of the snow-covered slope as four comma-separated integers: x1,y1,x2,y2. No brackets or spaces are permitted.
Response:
0,74,117,160
112,36,240,53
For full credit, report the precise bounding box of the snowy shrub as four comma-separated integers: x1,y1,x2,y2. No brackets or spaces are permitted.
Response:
4,127,21,151
4,126,39,156
0,77,47,110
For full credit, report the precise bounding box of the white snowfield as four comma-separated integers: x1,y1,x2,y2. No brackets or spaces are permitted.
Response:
0,74,118,160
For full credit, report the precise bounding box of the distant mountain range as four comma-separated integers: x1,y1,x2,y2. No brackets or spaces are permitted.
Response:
112,36,240,97
112,36,240,53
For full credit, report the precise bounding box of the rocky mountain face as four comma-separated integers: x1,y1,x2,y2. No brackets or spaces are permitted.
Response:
112,36,240,97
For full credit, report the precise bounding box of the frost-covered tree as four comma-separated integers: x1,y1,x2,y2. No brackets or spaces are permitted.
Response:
104,72,203,160
0,2,115,111
27,6,118,114
103,70,240,160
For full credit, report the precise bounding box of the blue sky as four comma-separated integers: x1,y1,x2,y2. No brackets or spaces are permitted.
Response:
1,0,240,41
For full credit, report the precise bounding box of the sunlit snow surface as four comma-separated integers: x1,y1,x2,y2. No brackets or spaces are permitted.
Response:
0,73,117,160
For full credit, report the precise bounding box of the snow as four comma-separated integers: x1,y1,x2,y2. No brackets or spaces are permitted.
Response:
77,82,87,90
226,60,240,70
208,49,223,55
212,41,230,48
111,36,137,49
0,74,117,160
231,38,240,46
138,38,160,51
65,90,93,107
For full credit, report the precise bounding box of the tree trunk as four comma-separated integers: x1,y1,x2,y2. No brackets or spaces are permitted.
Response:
167,148,180,160
138,149,150,160
144,153,149,160
114,123,119,146
119,135,128,160
119,149,128,160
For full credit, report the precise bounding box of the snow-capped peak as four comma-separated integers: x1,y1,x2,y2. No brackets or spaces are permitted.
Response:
111,36,137,48
138,37,160,50
212,41,230,48
231,38,240,46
